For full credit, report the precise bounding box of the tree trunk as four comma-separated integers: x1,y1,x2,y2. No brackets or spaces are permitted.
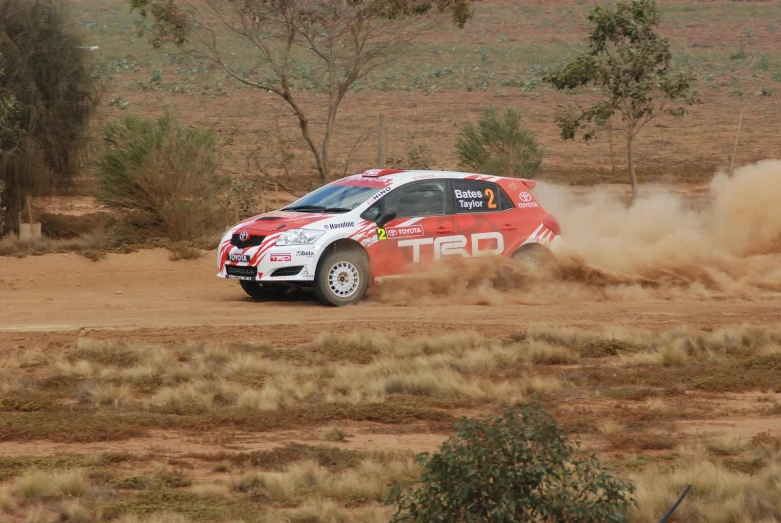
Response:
608,121,617,179
626,126,638,202
626,130,637,202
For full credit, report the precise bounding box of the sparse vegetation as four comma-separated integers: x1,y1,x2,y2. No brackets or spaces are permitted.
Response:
455,107,543,178
96,111,229,242
1,325,781,520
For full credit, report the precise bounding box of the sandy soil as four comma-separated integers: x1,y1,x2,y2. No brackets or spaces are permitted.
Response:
2,249,780,337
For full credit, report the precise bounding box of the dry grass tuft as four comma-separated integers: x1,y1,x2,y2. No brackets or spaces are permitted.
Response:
80,382,131,407
265,497,388,523
15,469,91,501
321,427,347,442
114,513,195,523
58,501,92,523
0,486,15,514
659,344,689,367
523,341,580,365
597,419,626,438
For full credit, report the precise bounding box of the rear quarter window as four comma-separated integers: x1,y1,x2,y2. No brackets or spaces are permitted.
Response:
452,180,513,213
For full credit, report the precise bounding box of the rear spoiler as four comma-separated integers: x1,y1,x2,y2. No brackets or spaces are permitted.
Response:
521,179,536,190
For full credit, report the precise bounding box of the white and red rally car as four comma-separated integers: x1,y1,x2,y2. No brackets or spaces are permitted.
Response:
217,169,561,306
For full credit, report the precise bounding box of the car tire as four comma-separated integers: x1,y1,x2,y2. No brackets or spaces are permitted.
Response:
512,244,560,278
239,280,287,301
314,248,370,306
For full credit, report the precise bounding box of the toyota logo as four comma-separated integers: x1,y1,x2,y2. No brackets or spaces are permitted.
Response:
239,231,249,241
519,192,533,203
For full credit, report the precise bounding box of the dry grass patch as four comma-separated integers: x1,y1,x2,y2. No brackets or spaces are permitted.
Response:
233,451,418,506
0,486,16,514
596,419,626,438
522,340,580,365
0,232,108,260
15,469,91,501
114,513,196,523
265,497,388,523
631,438,781,523
80,382,132,407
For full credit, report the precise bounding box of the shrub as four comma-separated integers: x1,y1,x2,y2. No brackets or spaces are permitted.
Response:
388,402,635,522
96,111,229,241
455,107,543,178
0,1,98,233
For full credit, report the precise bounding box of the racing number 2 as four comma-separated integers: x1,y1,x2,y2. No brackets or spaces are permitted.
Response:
377,228,387,241
485,189,497,209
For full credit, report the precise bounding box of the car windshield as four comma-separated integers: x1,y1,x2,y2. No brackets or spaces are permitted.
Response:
283,183,381,213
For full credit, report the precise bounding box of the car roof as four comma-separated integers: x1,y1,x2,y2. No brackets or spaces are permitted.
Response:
347,169,521,183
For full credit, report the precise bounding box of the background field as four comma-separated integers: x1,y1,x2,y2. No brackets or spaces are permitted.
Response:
70,0,781,192
3,0,781,521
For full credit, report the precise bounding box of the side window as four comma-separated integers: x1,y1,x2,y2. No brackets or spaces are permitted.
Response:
452,180,511,213
498,189,514,211
363,181,447,220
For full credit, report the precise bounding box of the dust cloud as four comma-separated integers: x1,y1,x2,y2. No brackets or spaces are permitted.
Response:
370,160,781,305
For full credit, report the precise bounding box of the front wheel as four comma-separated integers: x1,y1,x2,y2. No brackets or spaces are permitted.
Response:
239,280,288,301
314,249,369,306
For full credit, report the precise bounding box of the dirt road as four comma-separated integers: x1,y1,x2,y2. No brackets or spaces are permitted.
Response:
1,249,780,340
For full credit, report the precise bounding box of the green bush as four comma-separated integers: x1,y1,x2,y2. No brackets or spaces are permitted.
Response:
0,0,98,233
388,402,635,522
456,107,543,178
96,111,229,242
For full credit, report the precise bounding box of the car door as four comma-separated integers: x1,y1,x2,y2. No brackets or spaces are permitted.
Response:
361,180,454,277
449,179,518,258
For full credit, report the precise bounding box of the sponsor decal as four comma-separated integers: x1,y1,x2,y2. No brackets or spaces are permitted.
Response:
454,188,498,211
518,192,539,209
412,174,436,181
386,225,424,238
508,181,519,191
362,168,383,177
301,267,311,277
270,253,292,262
228,254,250,263
325,221,355,230
368,185,392,203
239,231,249,241
296,250,315,257
399,232,504,263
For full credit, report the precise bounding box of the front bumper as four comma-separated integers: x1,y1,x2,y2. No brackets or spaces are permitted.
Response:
217,241,318,283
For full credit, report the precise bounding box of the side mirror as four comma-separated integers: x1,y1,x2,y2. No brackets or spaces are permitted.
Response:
376,209,397,228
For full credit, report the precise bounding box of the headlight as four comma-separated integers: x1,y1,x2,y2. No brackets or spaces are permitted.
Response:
276,229,324,246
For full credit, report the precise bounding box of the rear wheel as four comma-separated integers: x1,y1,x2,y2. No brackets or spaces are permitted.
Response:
512,244,559,278
239,280,287,301
314,249,369,306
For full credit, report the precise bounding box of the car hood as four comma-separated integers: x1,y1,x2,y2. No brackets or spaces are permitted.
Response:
235,210,337,236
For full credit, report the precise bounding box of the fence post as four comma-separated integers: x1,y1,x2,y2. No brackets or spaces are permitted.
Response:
377,114,386,168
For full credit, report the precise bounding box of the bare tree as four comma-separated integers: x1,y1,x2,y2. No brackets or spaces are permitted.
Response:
130,0,471,184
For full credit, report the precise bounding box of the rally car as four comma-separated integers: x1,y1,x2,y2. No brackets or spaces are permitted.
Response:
217,169,562,306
